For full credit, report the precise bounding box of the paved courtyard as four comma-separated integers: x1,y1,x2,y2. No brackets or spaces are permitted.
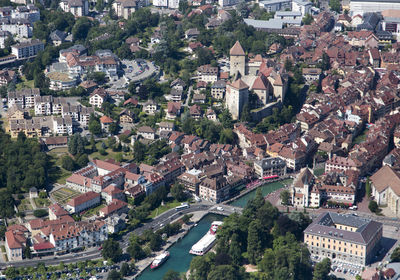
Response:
109,59,158,89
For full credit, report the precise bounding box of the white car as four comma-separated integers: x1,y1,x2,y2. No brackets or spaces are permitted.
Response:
216,206,224,211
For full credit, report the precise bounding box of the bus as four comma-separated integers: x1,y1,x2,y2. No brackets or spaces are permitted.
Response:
175,203,190,211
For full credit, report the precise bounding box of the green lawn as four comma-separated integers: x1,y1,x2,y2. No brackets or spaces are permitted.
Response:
82,203,106,218
88,142,132,162
352,130,367,146
52,187,81,205
17,198,33,212
48,154,72,185
34,197,51,208
16,77,34,90
148,200,182,219
313,168,325,177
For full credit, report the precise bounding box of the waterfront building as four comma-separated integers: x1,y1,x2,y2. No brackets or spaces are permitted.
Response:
304,212,382,265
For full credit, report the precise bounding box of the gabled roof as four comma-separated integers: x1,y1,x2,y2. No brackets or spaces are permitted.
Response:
230,78,249,90
252,74,270,90
100,115,114,124
230,41,245,56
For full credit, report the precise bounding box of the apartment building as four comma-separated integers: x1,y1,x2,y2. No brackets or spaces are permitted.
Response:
199,177,230,203
49,220,107,253
52,116,73,135
59,0,89,16
11,39,44,59
5,225,28,261
8,88,40,109
197,64,218,83
304,212,382,266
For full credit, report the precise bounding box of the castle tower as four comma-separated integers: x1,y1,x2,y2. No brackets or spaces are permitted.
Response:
230,41,246,77
225,78,249,120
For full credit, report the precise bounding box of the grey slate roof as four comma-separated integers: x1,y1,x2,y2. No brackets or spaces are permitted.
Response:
304,212,382,245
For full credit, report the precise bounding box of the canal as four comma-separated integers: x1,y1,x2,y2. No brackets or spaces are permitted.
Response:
137,213,224,280
229,179,293,208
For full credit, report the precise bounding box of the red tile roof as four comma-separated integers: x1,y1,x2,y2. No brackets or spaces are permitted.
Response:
67,191,100,207
230,41,245,56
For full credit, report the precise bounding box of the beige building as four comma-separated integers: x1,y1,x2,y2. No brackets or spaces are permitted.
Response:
229,41,246,76
370,165,400,216
225,78,249,120
199,177,230,203
65,191,101,214
304,212,382,266
290,168,319,207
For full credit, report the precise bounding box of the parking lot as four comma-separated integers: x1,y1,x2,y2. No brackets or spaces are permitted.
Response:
109,59,158,89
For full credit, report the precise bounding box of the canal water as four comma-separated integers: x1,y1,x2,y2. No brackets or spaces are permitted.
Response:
137,213,224,280
229,179,293,208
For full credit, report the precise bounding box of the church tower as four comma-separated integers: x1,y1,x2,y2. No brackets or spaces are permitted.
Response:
230,41,246,77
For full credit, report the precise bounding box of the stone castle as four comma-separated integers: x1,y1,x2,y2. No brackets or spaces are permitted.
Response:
226,41,287,120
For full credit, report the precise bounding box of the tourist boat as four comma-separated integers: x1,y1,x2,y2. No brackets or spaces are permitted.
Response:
189,221,223,256
150,251,170,269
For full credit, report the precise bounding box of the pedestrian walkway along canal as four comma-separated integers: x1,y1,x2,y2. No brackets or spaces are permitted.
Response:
137,213,223,280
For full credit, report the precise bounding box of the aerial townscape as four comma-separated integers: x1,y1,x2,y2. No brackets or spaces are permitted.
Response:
2,0,400,279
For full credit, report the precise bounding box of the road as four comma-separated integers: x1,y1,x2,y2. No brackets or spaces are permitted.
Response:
0,202,216,268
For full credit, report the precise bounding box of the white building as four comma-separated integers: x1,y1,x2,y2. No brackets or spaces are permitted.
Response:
350,0,400,16
153,0,168,7
292,0,312,16
218,0,239,7
65,191,101,214
0,18,32,38
168,0,180,9
52,116,73,135
112,0,137,19
11,39,44,60
60,0,89,16
258,0,292,12
8,88,40,109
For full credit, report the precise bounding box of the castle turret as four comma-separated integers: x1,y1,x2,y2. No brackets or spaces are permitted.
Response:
225,78,249,120
230,41,246,77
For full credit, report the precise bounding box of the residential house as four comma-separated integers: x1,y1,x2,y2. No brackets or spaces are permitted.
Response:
211,80,226,99
166,101,181,120
100,115,114,133
137,126,155,140
99,199,128,218
142,100,158,115
89,88,108,108
197,64,218,83
119,109,135,124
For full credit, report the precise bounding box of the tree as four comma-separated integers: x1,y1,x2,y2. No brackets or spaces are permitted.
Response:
329,0,341,12
149,232,163,251
89,115,102,135
120,262,131,277
76,154,89,168
247,220,263,264
72,17,91,40
163,270,181,280
313,258,331,280
320,52,331,71
240,104,251,122
33,209,48,218
280,190,290,205
102,239,122,262
133,141,146,162
95,0,104,12
368,200,379,213
108,122,119,135
366,177,371,198
107,269,122,280
61,155,76,171
302,13,314,25
127,239,146,260
24,245,32,259
171,183,186,202
391,246,400,262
